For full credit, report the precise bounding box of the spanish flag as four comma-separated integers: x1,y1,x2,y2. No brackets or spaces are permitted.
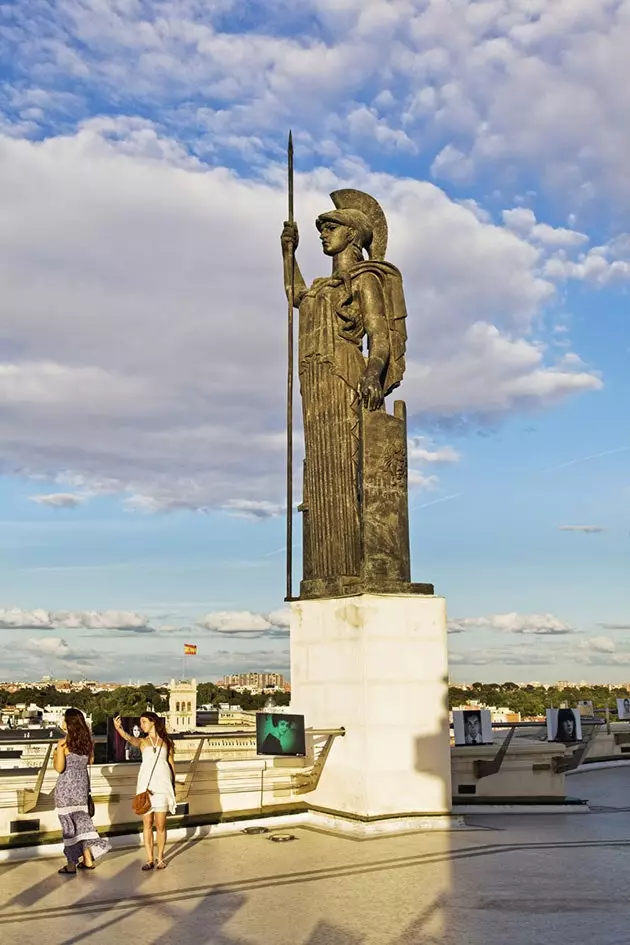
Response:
184,643,197,656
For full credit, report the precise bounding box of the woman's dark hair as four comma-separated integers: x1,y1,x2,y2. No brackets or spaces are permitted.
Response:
555,708,577,743
65,708,93,756
140,712,174,754
271,715,293,729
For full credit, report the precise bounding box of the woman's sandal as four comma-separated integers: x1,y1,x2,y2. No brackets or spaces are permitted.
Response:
141,862,154,871
77,862,96,870
156,860,167,870
58,865,76,875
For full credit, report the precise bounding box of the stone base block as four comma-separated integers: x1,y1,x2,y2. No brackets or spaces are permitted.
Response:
290,593,452,819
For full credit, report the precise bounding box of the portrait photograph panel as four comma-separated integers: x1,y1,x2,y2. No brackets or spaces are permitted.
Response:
546,708,582,743
617,698,630,720
256,712,306,757
107,716,143,762
453,709,493,747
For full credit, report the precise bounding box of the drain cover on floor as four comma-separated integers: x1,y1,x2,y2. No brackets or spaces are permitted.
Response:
242,826,269,834
269,833,297,843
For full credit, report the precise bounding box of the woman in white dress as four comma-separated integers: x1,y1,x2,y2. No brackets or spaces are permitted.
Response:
113,712,176,870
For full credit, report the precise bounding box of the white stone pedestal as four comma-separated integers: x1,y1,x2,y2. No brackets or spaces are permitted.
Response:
290,594,452,820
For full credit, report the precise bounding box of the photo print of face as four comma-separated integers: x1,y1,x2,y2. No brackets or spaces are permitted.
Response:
546,708,582,743
617,698,630,720
463,711,483,745
256,713,306,756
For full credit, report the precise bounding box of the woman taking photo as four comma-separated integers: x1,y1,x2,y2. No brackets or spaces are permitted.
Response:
114,712,176,870
54,707,110,874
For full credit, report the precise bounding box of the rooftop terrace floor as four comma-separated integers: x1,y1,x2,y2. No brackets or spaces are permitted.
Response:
3,767,630,945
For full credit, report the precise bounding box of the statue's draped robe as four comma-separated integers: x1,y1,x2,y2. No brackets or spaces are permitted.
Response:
298,261,407,583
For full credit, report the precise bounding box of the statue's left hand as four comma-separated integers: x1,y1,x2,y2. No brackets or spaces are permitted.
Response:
360,373,384,411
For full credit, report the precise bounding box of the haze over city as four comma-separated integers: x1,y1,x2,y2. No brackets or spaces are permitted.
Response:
0,1,628,685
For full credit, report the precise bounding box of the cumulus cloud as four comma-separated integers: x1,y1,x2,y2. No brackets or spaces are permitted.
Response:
24,636,98,670
408,438,461,464
0,127,602,512
450,612,574,636
558,525,605,533
3,0,630,219
221,500,285,520
502,208,588,248
579,636,616,654
29,492,88,509
212,648,290,675
0,609,155,632
197,609,290,636
449,644,558,668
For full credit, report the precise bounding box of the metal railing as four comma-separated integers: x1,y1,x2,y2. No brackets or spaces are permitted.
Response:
9,726,346,814
451,719,606,780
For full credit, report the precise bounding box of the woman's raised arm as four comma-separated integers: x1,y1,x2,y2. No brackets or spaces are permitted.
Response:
113,716,143,749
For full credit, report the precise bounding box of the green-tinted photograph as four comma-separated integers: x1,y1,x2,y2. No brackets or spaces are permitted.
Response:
256,713,306,757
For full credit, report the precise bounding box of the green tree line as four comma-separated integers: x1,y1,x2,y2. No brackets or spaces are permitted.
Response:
0,682,291,734
448,682,630,717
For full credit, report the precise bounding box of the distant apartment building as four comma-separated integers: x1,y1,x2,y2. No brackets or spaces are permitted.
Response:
218,673,289,692
0,678,123,694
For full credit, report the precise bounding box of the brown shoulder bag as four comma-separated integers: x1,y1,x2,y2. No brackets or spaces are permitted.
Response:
132,746,161,816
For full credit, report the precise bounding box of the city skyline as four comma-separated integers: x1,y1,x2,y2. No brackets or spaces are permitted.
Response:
0,2,628,683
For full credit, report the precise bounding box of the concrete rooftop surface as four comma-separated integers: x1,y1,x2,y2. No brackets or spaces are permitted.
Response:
2,767,630,945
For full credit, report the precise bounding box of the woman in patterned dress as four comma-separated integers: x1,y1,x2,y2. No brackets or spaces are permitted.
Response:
54,708,111,875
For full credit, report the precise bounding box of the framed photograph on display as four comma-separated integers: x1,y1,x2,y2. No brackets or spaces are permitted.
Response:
256,712,306,757
546,708,582,743
577,700,594,717
106,716,158,762
617,698,630,720
453,709,493,746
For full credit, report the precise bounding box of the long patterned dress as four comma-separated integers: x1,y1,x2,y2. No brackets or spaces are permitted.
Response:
55,752,111,864
298,261,407,589
299,274,365,582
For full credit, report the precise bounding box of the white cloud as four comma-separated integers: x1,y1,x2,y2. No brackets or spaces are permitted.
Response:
0,608,155,632
579,636,616,654
407,470,439,490
558,525,605,534
502,208,588,248
221,500,285,520
4,0,630,217
407,439,461,464
450,612,575,636
25,637,73,658
0,609,53,630
266,607,291,629
212,647,290,674
449,644,558,668
197,609,290,636
0,123,601,512
24,636,98,670
29,492,88,509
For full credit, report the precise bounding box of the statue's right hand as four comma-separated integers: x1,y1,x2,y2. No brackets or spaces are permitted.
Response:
281,221,299,252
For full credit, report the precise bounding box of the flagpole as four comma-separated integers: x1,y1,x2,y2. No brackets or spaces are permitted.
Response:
286,129,295,602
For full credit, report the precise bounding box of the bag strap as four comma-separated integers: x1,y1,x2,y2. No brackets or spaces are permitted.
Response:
145,744,162,791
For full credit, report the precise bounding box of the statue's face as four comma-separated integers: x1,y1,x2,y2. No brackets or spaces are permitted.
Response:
319,221,354,256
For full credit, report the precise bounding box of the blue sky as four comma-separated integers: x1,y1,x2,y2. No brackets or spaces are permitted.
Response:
0,0,628,684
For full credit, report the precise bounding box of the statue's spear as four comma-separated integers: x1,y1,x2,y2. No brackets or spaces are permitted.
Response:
285,130,294,601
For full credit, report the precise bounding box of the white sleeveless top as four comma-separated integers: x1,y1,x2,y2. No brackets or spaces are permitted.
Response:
136,743,176,814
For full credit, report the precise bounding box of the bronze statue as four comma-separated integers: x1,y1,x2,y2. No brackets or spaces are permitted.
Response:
282,188,433,600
